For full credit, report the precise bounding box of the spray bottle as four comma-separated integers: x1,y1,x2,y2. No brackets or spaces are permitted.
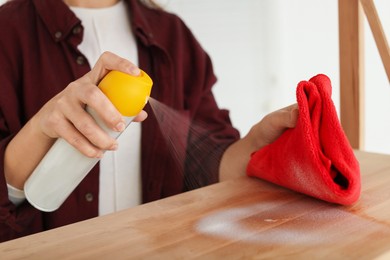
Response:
24,70,153,212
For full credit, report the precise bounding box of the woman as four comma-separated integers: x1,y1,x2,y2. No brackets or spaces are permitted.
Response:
0,0,297,241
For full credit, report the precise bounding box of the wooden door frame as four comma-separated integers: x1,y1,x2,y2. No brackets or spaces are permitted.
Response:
339,0,389,149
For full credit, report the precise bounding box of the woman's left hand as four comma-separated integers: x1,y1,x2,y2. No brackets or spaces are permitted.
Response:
247,104,299,151
219,104,299,181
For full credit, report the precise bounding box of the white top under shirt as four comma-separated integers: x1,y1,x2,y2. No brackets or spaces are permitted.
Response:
7,1,141,215
70,1,142,215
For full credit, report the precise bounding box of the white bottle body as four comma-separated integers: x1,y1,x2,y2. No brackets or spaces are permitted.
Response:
24,107,134,212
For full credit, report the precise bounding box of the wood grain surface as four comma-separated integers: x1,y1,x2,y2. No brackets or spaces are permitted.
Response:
1,151,390,259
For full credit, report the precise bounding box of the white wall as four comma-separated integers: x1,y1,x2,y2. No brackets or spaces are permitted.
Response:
363,1,390,154
161,0,336,134
1,0,389,154
161,0,390,154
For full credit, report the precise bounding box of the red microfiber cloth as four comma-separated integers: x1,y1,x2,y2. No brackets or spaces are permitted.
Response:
247,74,361,205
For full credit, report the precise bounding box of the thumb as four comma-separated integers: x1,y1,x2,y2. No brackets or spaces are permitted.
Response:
286,104,299,128
251,104,299,149
268,103,299,130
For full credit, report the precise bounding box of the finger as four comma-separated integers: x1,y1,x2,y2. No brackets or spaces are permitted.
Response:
264,111,291,137
289,106,299,127
132,110,148,122
55,118,104,158
87,51,140,84
280,103,298,112
271,103,298,128
59,84,119,150
72,81,126,133
63,103,118,150
254,103,298,147
42,99,106,157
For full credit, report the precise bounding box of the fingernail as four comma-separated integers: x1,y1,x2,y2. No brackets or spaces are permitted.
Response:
96,151,104,158
132,67,141,76
111,143,118,151
115,122,125,132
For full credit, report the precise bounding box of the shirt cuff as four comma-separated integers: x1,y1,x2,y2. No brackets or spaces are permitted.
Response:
7,183,26,206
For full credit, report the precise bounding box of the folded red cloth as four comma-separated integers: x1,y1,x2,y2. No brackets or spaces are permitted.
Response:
247,74,361,205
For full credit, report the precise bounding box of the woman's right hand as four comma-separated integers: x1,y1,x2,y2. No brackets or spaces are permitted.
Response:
5,52,146,189
35,51,145,158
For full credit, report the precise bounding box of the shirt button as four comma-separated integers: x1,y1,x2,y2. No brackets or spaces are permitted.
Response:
76,56,85,65
85,193,94,202
54,31,62,40
72,26,82,35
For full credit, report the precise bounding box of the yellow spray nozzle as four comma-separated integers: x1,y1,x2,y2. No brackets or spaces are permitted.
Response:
98,70,153,117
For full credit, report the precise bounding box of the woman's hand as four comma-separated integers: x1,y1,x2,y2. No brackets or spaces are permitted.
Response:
219,104,298,181
247,104,298,151
5,52,147,189
35,51,147,158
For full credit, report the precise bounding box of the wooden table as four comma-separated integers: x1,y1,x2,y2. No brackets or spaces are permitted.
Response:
2,150,390,259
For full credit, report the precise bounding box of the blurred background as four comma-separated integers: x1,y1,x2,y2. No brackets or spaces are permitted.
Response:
1,0,389,154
